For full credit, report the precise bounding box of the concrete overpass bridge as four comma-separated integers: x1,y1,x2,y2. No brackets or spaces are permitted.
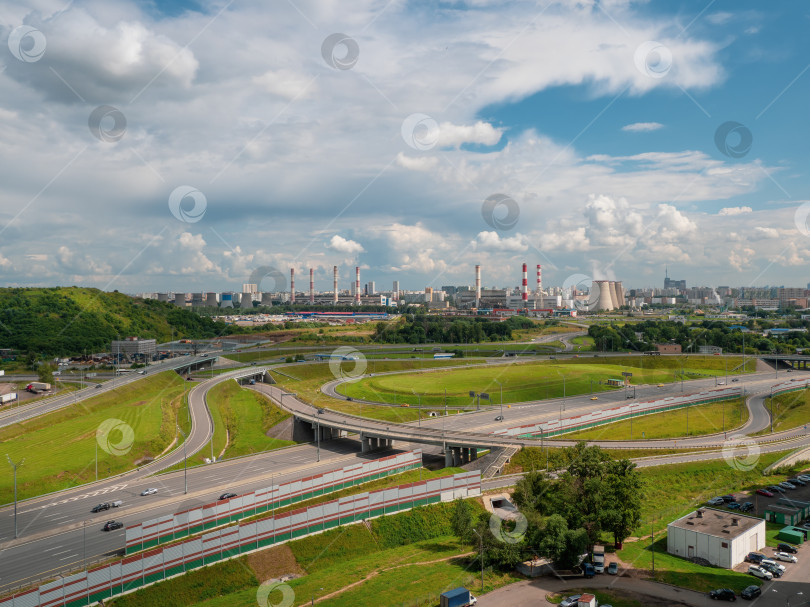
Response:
760,354,810,370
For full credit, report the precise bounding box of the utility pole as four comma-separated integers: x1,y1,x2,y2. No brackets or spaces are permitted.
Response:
6,455,24,538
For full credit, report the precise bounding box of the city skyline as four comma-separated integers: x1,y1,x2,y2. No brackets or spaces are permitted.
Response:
2,1,810,292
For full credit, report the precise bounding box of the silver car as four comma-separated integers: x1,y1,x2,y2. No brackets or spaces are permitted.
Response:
774,551,797,563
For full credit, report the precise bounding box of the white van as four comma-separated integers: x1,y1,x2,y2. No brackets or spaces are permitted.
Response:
111,500,123,508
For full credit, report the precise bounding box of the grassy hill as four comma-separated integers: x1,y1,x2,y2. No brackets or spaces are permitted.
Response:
0,287,236,356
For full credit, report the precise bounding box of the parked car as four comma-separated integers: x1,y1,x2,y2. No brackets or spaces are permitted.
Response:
607,562,618,575
747,565,772,580
727,502,741,510
731,378,739,382
140,488,158,496
779,481,796,490
759,561,783,578
740,502,754,512
755,488,774,497
103,520,123,531
777,542,798,554
560,596,582,607
767,485,785,493
494,415,504,421
797,474,810,482
802,521,810,529
744,552,765,564
788,477,807,486
721,495,736,503
583,564,595,578
709,588,736,601
773,551,797,563
708,497,725,505
740,585,761,600
218,492,238,500
91,503,110,513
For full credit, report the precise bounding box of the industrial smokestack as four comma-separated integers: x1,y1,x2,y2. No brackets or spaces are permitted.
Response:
475,264,481,308
333,266,339,304
536,264,542,295
309,268,314,304
522,263,528,305
355,266,361,305
290,268,295,305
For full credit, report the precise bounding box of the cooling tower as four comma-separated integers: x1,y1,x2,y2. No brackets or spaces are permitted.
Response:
261,292,273,306
240,292,253,309
475,265,481,308
609,281,620,311
615,281,625,307
290,268,295,305
220,293,234,308
157,293,169,302
173,293,186,307
205,292,218,307
594,280,615,311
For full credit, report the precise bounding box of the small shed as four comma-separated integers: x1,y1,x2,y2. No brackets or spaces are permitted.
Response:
777,526,805,544
577,594,597,607
764,505,802,526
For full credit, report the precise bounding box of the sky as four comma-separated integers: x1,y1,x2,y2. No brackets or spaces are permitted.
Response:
1,0,810,294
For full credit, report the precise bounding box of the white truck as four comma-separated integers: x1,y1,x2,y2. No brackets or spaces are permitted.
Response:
0,392,17,404
29,382,51,391
592,545,605,574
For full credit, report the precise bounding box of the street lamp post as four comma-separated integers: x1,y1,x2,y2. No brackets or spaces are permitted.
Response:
177,426,188,494
6,455,24,538
494,380,503,418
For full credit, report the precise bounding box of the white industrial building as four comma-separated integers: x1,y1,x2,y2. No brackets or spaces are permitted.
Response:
667,508,765,569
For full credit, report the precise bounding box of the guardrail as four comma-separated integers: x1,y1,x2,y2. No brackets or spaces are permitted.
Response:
0,471,480,607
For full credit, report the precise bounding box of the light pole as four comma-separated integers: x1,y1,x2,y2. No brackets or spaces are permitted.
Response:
6,455,24,538
83,519,87,570
316,407,324,462
472,528,484,593
311,587,324,606
177,425,188,494
494,379,503,419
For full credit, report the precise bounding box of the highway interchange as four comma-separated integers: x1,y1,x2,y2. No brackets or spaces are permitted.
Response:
1,351,809,596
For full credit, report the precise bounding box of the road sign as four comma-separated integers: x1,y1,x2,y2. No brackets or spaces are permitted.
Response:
622,372,633,377
469,391,476,397
480,393,490,400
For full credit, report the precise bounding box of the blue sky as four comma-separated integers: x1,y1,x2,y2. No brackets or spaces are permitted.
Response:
1,0,809,293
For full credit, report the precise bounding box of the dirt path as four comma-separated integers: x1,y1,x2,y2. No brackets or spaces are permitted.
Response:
312,552,475,604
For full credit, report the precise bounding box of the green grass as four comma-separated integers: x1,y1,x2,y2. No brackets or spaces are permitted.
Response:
504,446,712,474
753,387,810,435
0,371,187,501
338,357,749,408
563,398,747,440
618,536,757,594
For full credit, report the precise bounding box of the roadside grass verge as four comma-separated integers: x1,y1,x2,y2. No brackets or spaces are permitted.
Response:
563,398,747,441
503,446,712,474
0,371,186,501
752,387,810,436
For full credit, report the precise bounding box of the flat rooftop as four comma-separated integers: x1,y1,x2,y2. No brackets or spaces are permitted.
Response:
669,508,762,538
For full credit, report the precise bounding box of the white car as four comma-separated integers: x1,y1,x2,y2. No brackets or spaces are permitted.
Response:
708,497,725,505
774,552,797,563
748,565,772,580
140,488,158,496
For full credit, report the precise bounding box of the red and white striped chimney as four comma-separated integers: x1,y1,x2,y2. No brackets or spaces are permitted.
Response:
309,268,314,304
355,266,361,305
333,266,339,304
475,265,481,308
536,264,542,294
290,268,295,304
522,263,528,305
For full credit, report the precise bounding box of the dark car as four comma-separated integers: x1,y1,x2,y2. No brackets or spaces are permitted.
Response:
583,564,595,578
727,502,741,510
720,495,736,503
709,588,736,601
494,415,504,421
767,485,785,493
788,477,807,486
740,586,761,600
218,492,238,500
103,520,123,531
740,502,754,513
777,542,798,554
760,562,782,577
744,552,765,564
91,502,110,513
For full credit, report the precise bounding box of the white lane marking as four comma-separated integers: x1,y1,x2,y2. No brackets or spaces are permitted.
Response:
43,545,65,552
50,549,73,556
59,555,77,561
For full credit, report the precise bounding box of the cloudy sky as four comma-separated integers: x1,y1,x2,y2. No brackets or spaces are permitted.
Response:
1,0,809,293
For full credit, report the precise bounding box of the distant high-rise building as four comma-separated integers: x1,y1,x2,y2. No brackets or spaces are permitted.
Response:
393,280,400,292
367,281,376,295
242,283,258,294
664,267,686,290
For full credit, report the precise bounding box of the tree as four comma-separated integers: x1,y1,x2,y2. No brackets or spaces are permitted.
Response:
602,459,643,549
38,363,54,384
451,499,475,547
471,512,524,570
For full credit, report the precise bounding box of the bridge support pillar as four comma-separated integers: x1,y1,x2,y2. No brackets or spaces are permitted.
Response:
445,449,453,468
469,448,478,462
452,447,462,467
361,434,371,453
